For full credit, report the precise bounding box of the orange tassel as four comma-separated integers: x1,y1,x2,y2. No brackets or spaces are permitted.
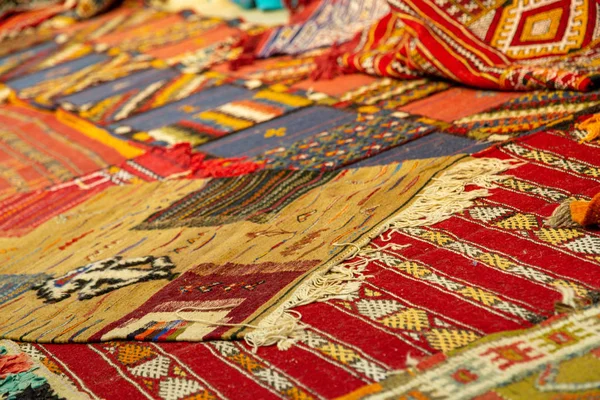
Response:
310,43,345,81
548,192,600,228
570,192,600,227
576,114,600,143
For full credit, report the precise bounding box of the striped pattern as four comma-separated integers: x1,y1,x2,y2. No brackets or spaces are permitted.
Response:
448,91,600,140
73,72,228,126
136,169,339,229
146,90,312,146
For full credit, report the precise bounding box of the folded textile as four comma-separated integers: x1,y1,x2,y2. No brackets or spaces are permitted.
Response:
334,0,600,91
238,0,600,91
0,0,123,40
234,0,389,62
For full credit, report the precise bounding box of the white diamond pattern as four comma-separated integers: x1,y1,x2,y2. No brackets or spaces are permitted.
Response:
129,355,170,379
469,206,511,223
254,369,294,391
159,377,203,400
356,299,404,319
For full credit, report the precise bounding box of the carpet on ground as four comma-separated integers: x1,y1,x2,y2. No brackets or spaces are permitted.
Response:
340,303,600,400
0,0,599,399
0,156,463,344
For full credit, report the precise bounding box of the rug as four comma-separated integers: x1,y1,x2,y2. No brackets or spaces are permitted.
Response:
328,0,600,91
0,0,123,41
6,299,600,400
0,143,261,238
0,339,89,400
0,102,142,201
0,156,464,343
60,70,234,126
0,2,599,398
114,86,314,147
4,253,599,399
0,6,169,62
295,109,600,359
0,4,493,171
349,133,491,168
239,0,389,59
340,303,600,399
0,11,244,108
401,88,600,140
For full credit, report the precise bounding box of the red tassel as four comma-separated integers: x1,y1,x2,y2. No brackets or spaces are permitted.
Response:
143,144,264,179
310,43,345,81
229,32,263,71
190,155,265,178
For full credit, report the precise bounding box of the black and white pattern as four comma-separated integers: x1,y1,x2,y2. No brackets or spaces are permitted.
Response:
34,256,176,303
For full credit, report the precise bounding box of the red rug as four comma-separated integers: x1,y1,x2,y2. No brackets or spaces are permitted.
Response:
0,102,142,201
8,111,600,398
334,1,600,91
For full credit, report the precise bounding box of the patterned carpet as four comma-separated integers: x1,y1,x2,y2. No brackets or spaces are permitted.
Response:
0,1,599,399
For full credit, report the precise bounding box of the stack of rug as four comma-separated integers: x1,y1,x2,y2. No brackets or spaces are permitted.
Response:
0,0,599,399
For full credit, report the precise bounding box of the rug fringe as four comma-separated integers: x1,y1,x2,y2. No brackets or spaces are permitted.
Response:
546,201,579,228
0,86,10,104
244,158,521,351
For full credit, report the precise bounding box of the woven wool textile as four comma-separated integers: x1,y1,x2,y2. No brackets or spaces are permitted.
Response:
0,2,599,399
242,0,389,58
0,340,88,399
1,124,598,398
332,0,600,91
0,143,256,238
340,304,600,399
0,102,142,202
0,0,123,40
0,156,460,343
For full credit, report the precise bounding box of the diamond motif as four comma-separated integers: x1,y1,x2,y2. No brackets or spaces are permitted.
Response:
18,343,43,360
212,341,239,356
117,343,156,366
495,213,539,230
379,308,430,331
231,352,261,373
319,343,360,364
469,206,511,223
349,358,388,381
535,228,584,245
426,329,480,352
129,355,170,379
564,235,600,254
491,1,591,58
298,331,328,348
458,287,500,306
356,299,404,319
254,369,294,391
521,8,563,41
158,377,204,400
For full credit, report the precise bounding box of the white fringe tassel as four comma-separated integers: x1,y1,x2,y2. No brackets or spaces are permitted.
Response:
382,157,524,233
558,286,578,308
0,87,10,104
244,158,521,351
245,259,371,351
